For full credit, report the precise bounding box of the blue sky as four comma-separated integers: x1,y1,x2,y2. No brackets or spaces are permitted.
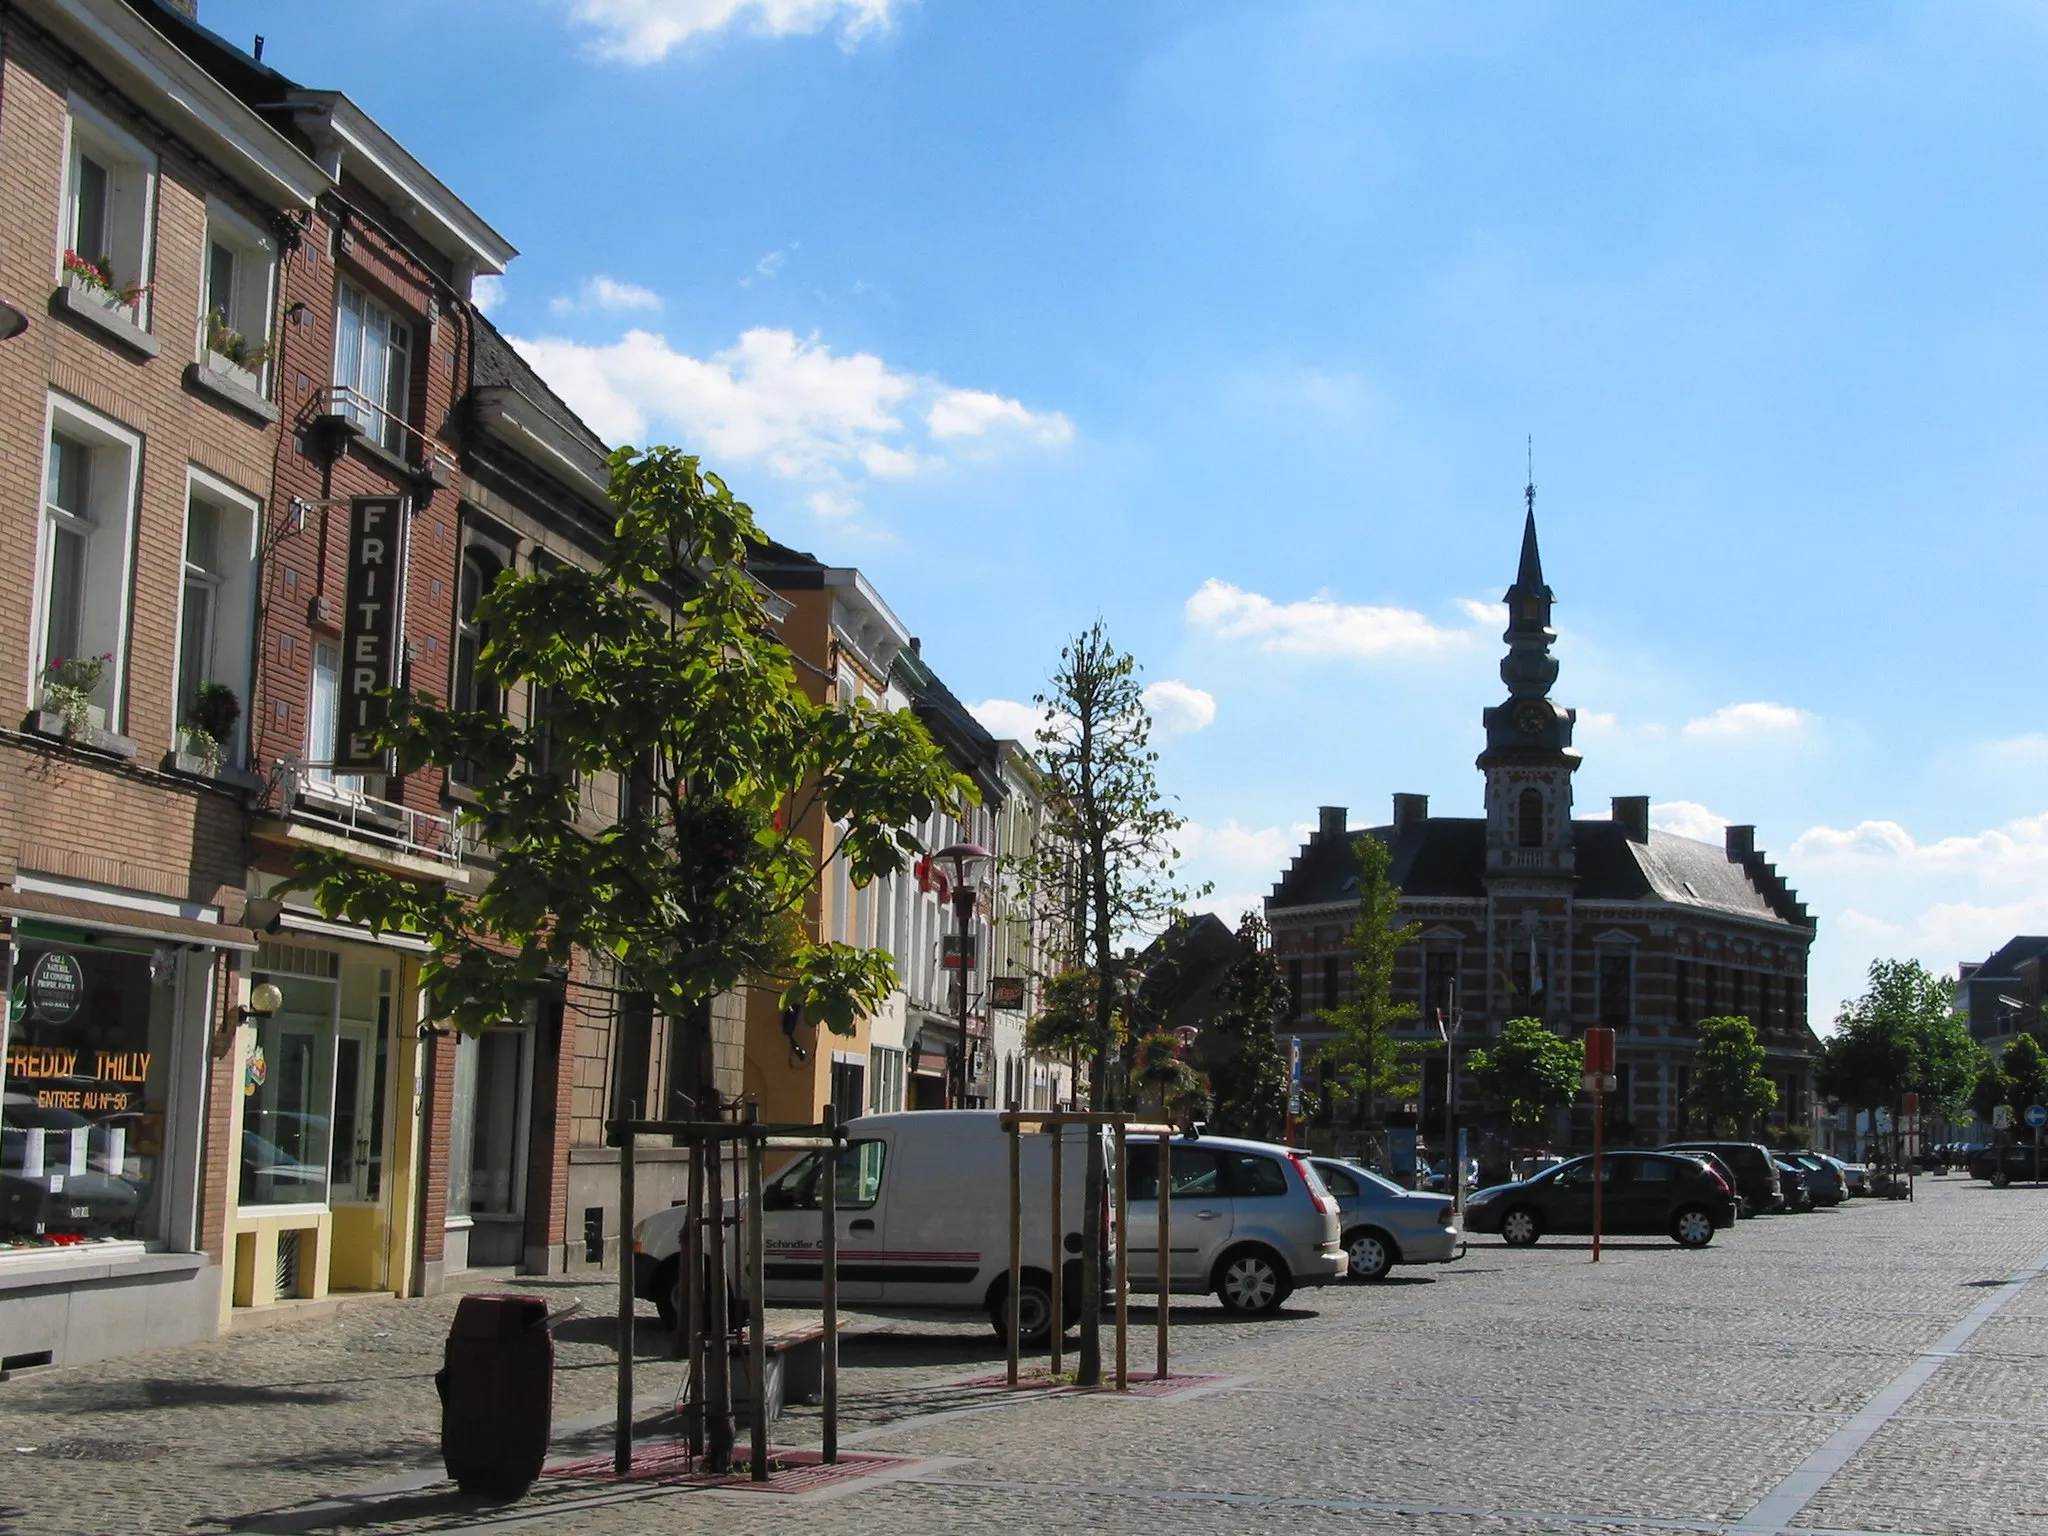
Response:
206,0,2048,1025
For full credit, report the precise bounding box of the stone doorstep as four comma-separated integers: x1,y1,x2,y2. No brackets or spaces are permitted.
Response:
228,1289,398,1335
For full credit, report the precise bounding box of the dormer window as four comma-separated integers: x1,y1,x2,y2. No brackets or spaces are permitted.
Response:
1517,788,1543,849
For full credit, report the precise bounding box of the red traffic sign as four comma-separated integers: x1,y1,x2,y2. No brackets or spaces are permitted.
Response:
1582,1027,1615,1075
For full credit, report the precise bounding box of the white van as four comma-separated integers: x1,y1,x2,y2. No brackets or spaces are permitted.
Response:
632,1110,1111,1345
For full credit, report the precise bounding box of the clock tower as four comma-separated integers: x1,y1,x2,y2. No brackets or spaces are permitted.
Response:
1478,495,1579,876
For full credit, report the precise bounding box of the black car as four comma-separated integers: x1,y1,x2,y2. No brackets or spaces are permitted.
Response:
1663,1141,1784,1216
1666,1148,1746,1215
1968,1143,2045,1186
1464,1152,1735,1249
1785,1152,1845,1206
1773,1158,1815,1212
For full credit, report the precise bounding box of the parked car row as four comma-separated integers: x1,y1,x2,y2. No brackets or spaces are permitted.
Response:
1462,1141,1861,1250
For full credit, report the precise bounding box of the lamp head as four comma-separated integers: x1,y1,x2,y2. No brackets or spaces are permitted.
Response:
243,980,284,1020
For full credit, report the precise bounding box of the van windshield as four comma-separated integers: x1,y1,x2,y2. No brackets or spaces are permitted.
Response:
762,1140,887,1211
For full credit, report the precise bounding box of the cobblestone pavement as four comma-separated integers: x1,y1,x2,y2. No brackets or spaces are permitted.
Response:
3,1176,2044,1535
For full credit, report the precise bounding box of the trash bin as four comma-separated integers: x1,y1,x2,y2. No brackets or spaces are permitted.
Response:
436,1293,554,1498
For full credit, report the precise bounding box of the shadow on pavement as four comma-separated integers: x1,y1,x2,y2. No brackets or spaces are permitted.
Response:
22,1378,359,1414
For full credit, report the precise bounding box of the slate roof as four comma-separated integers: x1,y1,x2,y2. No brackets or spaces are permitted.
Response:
1269,817,1809,928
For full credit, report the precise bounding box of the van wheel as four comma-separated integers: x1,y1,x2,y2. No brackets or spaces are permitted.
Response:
987,1271,1056,1347
651,1257,680,1330
1215,1246,1291,1314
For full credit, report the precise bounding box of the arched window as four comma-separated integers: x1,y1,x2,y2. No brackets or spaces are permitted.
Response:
1517,787,1544,849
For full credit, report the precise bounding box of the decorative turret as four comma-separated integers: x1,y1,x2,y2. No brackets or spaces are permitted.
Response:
1478,485,1579,876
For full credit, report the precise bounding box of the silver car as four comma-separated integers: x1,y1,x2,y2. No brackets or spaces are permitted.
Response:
1309,1157,1461,1281
1124,1134,1348,1313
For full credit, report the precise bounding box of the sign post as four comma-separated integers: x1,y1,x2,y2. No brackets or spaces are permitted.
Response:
1582,1028,1616,1263
2028,1104,2047,1186
1285,1036,1302,1147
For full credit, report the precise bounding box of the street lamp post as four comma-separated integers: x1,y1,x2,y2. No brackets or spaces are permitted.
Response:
1435,981,1465,1222
937,841,991,1108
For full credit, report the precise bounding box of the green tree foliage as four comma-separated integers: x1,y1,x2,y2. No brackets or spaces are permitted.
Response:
1690,1015,1779,1136
1816,959,1974,1125
1972,1053,2012,1123
1193,913,1291,1142
1315,834,1425,1140
1026,620,1200,1387
1133,1029,1201,1118
286,447,972,1044
1466,1016,1579,1141
2002,1033,2048,1117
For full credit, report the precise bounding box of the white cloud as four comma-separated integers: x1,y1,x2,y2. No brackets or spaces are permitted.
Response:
508,326,1070,520
1185,579,1470,660
1176,819,1303,873
1791,811,2048,882
927,387,1073,445
568,0,892,63
807,487,860,520
1682,701,1813,738
1577,710,1620,733
968,697,1051,742
1457,597,1501,626
549,275,664,316
471,275,505,314
1143,680,1217,737
1650,800,1732,843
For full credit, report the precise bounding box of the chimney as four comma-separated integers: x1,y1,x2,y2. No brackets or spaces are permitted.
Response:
1317,805,1348,839
1612,795,1650,844
1392,793,1428,835
1725,824,1756,862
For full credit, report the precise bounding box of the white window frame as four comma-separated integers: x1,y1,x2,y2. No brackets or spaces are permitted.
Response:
31,395,143,731
197,198,278,394
173,468,261,767
57,95,158,331
332,279,413,454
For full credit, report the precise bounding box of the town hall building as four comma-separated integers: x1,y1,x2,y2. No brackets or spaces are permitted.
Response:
1265,505,1820,1154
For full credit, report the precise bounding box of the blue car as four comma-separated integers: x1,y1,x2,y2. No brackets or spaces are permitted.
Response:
1308,1157,1460,1282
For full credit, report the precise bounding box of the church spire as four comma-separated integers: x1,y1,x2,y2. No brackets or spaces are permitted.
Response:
1480,491,1575,758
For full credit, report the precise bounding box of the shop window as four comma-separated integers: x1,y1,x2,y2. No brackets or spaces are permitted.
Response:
2,934,179,1246
61,100,157,329
175,474,259,767
241,972,336,1207
36,401,141,730
333,280,413,454
198,201,277,391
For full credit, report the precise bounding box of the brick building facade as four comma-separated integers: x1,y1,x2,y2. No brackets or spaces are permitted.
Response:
1267,509,1820,1160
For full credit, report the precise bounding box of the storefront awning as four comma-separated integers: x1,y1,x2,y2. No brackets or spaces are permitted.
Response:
0,888,259,952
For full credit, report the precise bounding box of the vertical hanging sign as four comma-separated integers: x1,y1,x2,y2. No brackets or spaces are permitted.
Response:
334,495,408,771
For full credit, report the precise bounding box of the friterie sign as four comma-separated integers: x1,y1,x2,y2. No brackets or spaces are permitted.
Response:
334,496,409,770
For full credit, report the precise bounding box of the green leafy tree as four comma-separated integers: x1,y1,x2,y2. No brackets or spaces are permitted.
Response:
1971,1053,2011,1124
1193,913,1291,1142
1467,1016,1580,1148
1818,959,1973,1150
1315,834,1425,1145
2002,1033,2048,1118
287,444,972,1047
1691,1015,1779,1136
1133,1030,1200,1118
1026,621,1201,1386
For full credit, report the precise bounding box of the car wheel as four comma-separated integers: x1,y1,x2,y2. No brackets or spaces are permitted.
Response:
988,1272,1056,1347
1993,1169,2011,1189
1215,1247,1291,1314
651,1257,680,1331
1500,1207,1542,1247
1344,1228,1395,1282
1671,1205,1716,1248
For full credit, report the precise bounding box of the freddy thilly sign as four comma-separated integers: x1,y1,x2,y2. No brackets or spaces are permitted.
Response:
335,496,409,772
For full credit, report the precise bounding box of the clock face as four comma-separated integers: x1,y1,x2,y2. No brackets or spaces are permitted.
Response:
1515,701,1549,735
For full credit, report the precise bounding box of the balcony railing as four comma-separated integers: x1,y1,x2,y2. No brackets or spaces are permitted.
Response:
264,756,465,871
310,385,458,485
